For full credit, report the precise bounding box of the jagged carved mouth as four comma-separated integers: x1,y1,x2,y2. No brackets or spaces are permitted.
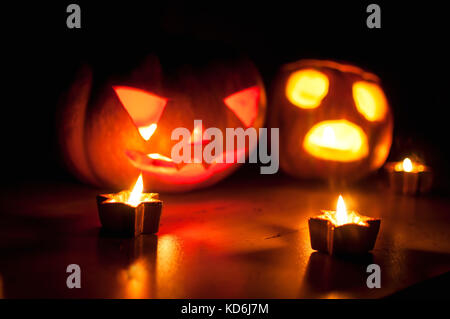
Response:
125,147,247,184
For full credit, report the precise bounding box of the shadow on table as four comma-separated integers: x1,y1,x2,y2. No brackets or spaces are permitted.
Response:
299,251,374,298
300,248,450,298
384,248,450,299
387,271,450,299
97,231,158,267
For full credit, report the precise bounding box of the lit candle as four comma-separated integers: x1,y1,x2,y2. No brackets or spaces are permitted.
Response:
97,174,163,237
308,195,380,255
385,157,432,195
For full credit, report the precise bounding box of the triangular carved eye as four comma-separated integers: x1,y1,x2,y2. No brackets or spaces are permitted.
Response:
113,86,168,140
223,86,260,127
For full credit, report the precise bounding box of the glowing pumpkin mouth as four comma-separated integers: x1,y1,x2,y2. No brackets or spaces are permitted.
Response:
303,120,369,162
125,150,180,170
125,147,247,185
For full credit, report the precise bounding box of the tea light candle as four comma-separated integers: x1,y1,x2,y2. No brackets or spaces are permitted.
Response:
308,195,380,255
97,174,163,237
384,157,432,195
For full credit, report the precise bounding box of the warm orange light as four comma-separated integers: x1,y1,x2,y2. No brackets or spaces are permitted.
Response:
138,123,157,141
320,195,368,226
119,259,149,298
402,158,413,172
336,195,347,226
102,173,158,206
303,120,369,162
113,86,167,140
147,153,173,162
286,69,329,109
394,157,425,173
190,122,205,144
156,234,181,293
127,174,143,206
224,86,260,127
353,81,387,121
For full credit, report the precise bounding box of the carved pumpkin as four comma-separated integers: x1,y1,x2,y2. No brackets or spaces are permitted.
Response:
270,59,393,182
59,54,266,192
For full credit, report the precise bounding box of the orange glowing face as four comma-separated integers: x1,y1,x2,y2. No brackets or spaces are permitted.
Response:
302,120,369,162
272,59,393,181
59,54,267,192
285,69,387,163
114,85,261,186
114,86,260,142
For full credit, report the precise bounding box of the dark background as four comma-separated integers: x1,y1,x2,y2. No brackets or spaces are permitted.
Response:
3,1,449,192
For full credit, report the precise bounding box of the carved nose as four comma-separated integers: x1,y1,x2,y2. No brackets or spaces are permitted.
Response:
189,122,210,145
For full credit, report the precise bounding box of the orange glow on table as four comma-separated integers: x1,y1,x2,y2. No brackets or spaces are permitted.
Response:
118,259,149,299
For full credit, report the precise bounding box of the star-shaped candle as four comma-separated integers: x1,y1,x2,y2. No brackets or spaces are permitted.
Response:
308,195,380,255
97,174,162,237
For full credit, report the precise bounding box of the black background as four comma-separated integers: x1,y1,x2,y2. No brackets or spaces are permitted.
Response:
3,1,449,192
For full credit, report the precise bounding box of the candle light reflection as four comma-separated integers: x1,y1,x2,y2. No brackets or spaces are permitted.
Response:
118,258,149,299
336,195,347,226
156,234,182,291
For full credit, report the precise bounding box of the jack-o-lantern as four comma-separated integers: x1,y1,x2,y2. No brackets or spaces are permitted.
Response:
270,59,393,182
59,54,266,192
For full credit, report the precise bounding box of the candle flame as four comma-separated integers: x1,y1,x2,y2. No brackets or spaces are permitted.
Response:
127,174,143,206
319,195,368,226
402,157,413,172
336,195,348,226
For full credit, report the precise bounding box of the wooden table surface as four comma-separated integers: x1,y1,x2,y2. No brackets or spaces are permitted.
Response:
1,174,449,298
